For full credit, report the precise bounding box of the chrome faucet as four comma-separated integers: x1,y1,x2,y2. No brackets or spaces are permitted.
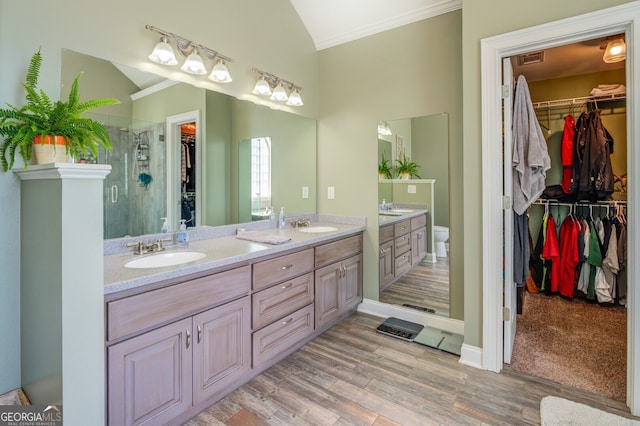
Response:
123,241,146,255
291,218,311,228
124,237,172,255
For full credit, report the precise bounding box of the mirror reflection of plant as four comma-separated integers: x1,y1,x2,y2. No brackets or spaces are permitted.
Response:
395,153,421,179
0,48,120,171
378,152,393,179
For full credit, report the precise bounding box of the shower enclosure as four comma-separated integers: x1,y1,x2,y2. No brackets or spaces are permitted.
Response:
93,113,165,239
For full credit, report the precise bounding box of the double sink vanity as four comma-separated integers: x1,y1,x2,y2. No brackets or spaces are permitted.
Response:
103,217,365,425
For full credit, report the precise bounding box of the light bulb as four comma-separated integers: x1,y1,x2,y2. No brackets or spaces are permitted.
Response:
208,60,232,83
148,36,178,65
252,77,272,95
181,49,207,75
270,83,288,102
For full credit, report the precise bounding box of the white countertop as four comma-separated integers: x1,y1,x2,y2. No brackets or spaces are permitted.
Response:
104,219,365,295
378,208,428,226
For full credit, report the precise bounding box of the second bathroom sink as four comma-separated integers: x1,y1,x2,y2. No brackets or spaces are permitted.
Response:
124,251,206,269
298,226,338,233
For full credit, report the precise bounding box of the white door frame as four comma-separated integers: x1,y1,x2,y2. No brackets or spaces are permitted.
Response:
166,110,202,231
480,1,640,414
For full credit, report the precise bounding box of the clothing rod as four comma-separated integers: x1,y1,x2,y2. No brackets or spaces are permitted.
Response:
532,93,626,110
532,199,627,207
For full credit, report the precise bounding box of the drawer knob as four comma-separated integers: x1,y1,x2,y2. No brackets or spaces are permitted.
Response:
282,317,294,325
282,282,294,289
281,264,294,270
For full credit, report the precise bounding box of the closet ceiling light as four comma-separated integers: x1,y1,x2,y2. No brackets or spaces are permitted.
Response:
148,36,178,65
181,49,207,75
603,38,626,63
378,121,392,136
209,59,232,83
145,25,234,79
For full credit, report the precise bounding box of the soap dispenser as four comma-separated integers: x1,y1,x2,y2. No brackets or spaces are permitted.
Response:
381,199,387,211
161,217,170,233
176,220,189,248
278,207,286,229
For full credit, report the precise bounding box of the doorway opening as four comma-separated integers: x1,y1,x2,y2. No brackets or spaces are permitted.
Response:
479,2,640,415
504,37,627,401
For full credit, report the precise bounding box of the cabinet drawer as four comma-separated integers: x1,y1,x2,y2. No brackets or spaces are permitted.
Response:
395,251,412,277
379,224,394,243
252,272,314,330
394,233,411,255
411,214,427,230
315,233,363,268
253,248,314,290
252,304,314,368
107,266,250,341
394,220,411,236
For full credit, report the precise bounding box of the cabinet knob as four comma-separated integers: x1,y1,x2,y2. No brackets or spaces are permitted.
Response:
282,282,294,289
186,329,191,349
197,324,202,344
282,317,294,325
281,264,294,270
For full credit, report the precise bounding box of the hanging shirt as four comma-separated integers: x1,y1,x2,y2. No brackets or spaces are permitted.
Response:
541,215,560,292
558,215,579,298
512,75,552,215
513,212,530,286
616,223,627,305
577,219,591,295
601,225,619,301
586,221,603,301
561,115,576,194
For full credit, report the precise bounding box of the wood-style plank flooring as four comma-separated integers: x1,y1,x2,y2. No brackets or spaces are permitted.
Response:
380,258,449,316
185,312,634,425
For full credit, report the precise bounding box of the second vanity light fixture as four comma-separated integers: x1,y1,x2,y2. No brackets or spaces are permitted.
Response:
146,25,234,83
252,68,304,106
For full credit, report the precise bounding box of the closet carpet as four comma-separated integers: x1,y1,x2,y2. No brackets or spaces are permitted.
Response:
508,292,626,401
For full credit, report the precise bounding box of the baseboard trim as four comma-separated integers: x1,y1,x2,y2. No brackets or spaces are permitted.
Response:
425,252,437,263
357,298,463,335
459,344,483,370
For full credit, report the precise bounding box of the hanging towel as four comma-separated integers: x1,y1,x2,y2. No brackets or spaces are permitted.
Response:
512,75,551,215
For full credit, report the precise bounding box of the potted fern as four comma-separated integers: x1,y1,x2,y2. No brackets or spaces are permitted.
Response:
0,48,120,171
395,153,421,179
378,152,393,179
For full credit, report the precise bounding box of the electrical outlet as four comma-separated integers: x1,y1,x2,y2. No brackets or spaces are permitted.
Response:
327,186,335,199
302,186,309,199
408,185,416,194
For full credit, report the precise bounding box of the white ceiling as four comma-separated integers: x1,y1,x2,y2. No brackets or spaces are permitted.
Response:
288,0,461,51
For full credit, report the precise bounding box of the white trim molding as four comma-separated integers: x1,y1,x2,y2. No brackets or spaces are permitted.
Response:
480,1,640,415
459,344,483,370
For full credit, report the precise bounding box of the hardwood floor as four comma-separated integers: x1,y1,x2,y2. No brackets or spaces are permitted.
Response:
185,312,634,425
380,258,449,316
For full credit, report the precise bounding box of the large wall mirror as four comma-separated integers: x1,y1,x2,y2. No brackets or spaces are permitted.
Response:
61,50,317,239
377,113,450,316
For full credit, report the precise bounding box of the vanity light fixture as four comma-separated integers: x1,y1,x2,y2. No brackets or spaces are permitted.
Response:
603,38,626,63
148,35,178,65
270,82,289,102
145,25,234,81
209,59,232,83
181,48,207,75
252,68,303,106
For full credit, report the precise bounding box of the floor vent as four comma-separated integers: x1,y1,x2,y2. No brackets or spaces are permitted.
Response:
376,317,423,341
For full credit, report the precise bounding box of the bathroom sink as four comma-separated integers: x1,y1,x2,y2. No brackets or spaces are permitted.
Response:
124,251,206,269
298,226,338,233
390,208,415,213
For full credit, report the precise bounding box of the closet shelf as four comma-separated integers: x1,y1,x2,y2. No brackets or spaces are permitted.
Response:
532,93,625,110
532,199,627,207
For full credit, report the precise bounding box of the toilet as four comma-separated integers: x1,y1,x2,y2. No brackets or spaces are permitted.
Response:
434,226,449,258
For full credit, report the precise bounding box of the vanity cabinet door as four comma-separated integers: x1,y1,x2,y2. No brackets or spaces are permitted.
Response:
379,240,395,291
108,318,192,426
342,254,363,311
315,254,362,330
193,296,251,406
411,226,427,266
314,263,341,329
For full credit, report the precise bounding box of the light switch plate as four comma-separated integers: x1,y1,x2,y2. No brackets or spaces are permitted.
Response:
302,186,309,199
327,186,335,199
408,185,416,194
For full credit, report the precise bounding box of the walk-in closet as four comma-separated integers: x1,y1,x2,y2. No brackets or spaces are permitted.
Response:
507,34,628,401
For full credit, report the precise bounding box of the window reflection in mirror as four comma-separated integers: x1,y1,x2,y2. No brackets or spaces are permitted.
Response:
238,137,272,222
